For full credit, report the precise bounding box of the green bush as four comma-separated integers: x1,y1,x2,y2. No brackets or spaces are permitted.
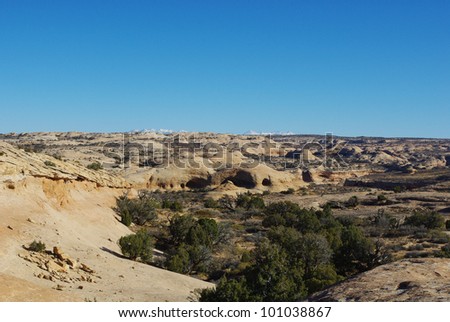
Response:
166,244,191,273
118,230,154,262
169,215,197,245
44,160,56,167
334,225,374,276
204,197,219,209
218,195,236,210
263,202,321,234
162,199,183,212
345,196,359,208
114,193,159,226
435,243,450,258
201,241,307,301
166,215,222,274
199,277,253,302
377,194,388,204
87,161,103,171
28,240,46,252
281,188,295,194
404,210,445,230
166,243,213,274
236,193,265,211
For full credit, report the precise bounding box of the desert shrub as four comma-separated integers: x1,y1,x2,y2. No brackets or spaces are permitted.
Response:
87,161,103,171
204,197,219,209
267,226,302,255
168,215,197,245
162,199,183,212
281,188,295,194
263,201,302,227
28,240,46,252
337,215,362,227
193,208,218,219
44,160,56,167
435,243,450,258
200,240,307,301
345,196,359,208
388,243,406,252
404,251,430,258
218,195,236,210
404,210,445,230
166,215,223,274
384,224,418,237
334,225,374,276
165,244,192,273
0,151,5,156
298,233,332,275
305,264,341,294
263,201,321,233
422,242,434,249
169,216,219,248
114,192,159,226
407,244,424,251
428,230,450,244
261,226,339,295
186,218,219,248
368,210,399,237
236,192,265,211
118,230,154,262
377,194,387,203
199,277,253,302
371,210,398,229
324,200,344,209
393,186,404,193
166,243,213,274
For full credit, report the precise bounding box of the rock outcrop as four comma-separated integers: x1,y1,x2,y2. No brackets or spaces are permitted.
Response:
309,258,450,302
0,141,127,188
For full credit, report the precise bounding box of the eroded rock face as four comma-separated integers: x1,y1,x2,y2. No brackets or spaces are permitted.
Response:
2,132,450,192
0,142,127,188
309,258,450,302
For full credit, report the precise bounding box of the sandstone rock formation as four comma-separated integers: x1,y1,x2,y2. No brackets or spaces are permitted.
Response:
309,258,450,302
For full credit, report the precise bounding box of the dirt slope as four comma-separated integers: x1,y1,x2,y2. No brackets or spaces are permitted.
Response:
0,143,212,301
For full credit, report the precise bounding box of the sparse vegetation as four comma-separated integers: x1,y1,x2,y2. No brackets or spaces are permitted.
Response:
87,161,103,171
44,160,56,167
162,199,183,212
404,210,445,230
28,240,46,252
114,192,159,226
204,197,219,209
345,196,359,208
236,192,265,211
118,230,154,262
281,187,295,194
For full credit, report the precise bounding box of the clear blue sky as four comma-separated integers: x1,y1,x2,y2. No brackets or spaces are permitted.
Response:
1,0,449,137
